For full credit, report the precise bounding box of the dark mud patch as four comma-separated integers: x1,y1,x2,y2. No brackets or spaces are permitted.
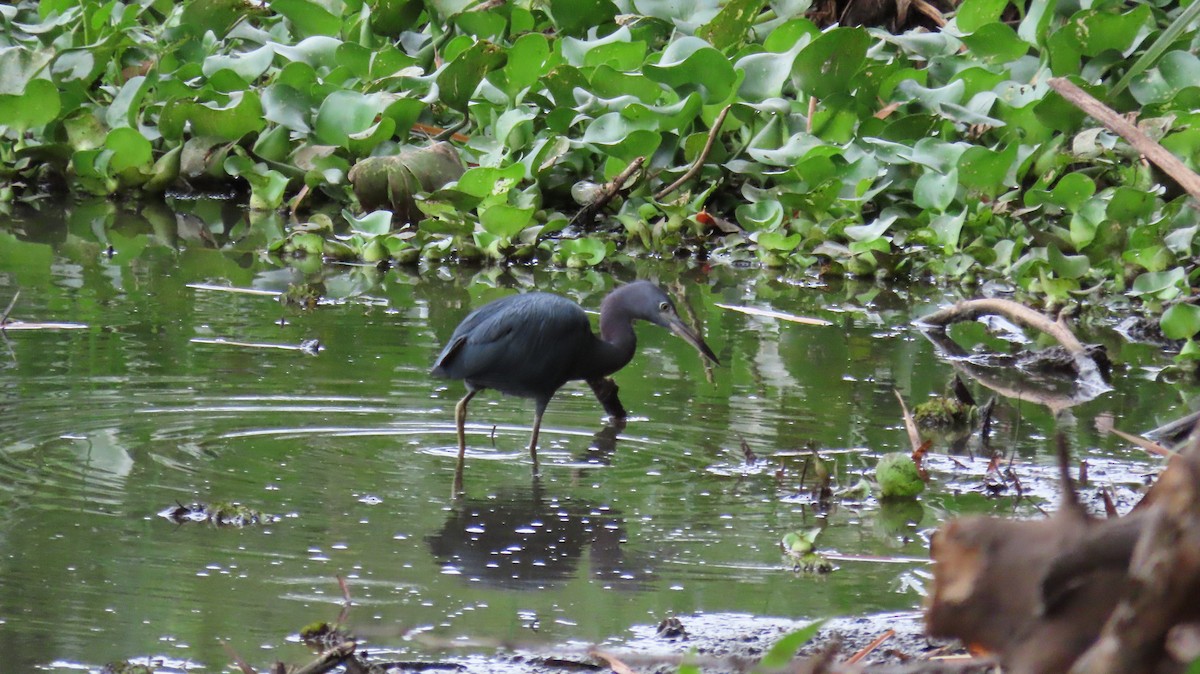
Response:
343,612,944,674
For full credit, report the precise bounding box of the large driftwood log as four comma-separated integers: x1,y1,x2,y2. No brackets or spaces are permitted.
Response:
926,430,1200,673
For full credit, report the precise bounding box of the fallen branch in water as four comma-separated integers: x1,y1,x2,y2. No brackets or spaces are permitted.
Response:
917,298,1085,354
916,298,1110,413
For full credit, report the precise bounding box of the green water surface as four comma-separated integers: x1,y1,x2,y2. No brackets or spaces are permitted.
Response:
0,201,1183,672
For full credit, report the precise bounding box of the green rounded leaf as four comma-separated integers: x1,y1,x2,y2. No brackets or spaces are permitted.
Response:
792,27,869,100
1162,303,1200,341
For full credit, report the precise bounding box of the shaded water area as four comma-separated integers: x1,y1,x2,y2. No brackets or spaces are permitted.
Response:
0,201,1191,672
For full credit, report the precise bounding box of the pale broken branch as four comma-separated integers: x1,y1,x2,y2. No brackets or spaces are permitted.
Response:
917,298,1086,354
1049,77,1200,205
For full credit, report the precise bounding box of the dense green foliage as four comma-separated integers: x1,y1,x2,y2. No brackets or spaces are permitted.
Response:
2,0,1200,349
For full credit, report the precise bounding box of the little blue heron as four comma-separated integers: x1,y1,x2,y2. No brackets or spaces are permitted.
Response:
432,281,719,475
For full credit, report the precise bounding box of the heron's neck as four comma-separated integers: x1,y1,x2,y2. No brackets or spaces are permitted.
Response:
590,300,637,378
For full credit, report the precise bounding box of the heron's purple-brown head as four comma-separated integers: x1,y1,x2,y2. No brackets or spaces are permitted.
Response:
604,281,720,365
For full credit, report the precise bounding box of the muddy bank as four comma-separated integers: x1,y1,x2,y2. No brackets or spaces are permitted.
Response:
334,611,941,673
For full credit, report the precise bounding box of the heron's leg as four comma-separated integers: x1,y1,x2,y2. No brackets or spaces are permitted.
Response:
455,389,478,462
587,377,627,420
528,399,548,474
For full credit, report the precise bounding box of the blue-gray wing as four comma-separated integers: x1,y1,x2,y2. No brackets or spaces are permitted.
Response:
431,292,595,399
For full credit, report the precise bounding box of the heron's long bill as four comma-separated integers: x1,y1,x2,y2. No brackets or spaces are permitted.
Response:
666,315,720,365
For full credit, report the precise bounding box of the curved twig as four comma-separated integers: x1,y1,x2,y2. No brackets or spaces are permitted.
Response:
654,104,732,200
916,298,1085,353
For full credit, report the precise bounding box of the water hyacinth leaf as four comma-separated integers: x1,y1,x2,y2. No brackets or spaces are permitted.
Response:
1041,170,1099,207
346,210,394,236
480,205,535,238
178,0,249,37
736,39,807,101
105,127,153,172
272,0,342,36
1133,51,1200,106
1164,225,1198,255
588,67,664,101
735,200,784,230
262,83,313,132
1130,267,1186,299
370,0,424,36
792,28,869,100
914,169,958,212
956,0,1010,33
0,79,60,131
557,238,610,267
1106,186,1156,223
1047,245,1089,279
1068,5,1153,58
272,36,343,70
696,0,767,50
644,37,737,104
622,94,703,132
202,45,276,82
224,155,290,210
845,212,897,242
454,8,506,38
53,50,97,83
347,118,396,155
188,91,267,141
314,90,387,147
757,231,802,251
64,112,107,151
438,40,506,111
550,0,618,36
957,144,1015,195
582,113,662,161
1068,198,1106,249
252,125,291,162
106,75,153,129
560,27,633,67
455,164,525,199
495,107,536,149
502,33,551,96
960,23,1029,64
1161,303,1200,341
930,211,967,249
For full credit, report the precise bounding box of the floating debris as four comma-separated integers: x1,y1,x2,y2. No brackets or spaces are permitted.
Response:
190,337,323,355
159,501,278,527
715,302,833,326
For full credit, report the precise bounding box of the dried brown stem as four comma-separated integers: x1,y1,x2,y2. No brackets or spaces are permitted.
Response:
1048,77,1200,204
569,155,645,229
654,104,732,200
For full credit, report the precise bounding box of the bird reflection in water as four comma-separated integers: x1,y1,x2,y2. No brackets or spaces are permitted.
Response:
426,452,652,591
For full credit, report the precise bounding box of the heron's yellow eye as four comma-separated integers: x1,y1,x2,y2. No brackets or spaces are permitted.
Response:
658,301,669,312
